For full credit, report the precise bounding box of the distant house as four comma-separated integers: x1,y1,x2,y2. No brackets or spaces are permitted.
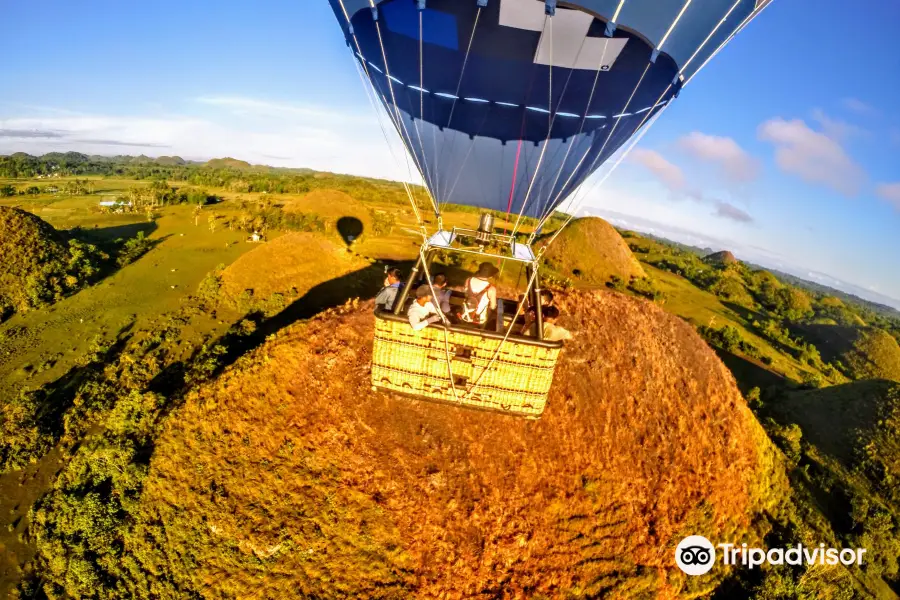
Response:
98,199,133,213
45,186,58,193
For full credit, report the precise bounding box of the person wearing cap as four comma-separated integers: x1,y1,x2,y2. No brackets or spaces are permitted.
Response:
408,284,443,331
461,262,499,325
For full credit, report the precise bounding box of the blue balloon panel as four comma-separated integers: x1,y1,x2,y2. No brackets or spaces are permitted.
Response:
329,0,760,218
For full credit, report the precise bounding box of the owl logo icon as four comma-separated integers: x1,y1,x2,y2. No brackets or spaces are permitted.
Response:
675,536,716,575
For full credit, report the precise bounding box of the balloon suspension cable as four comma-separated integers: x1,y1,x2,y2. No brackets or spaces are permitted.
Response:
410,8,438,216
337,0,432,233
684,0,775,87
348,56,427,234
522,34,612,237
532,0,766,238
416,245,463,404
436,6,482,215
509,15,555,239
539,93,674,250
372,17,441,219
457,259,543,402
527,60,652,244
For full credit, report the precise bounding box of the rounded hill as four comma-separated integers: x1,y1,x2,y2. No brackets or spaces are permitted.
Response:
0,206,68,314
219,232,370,305
137,289,781,598
284,189,372,238
540,217,645,284
800,324,900,382
704,250,739,266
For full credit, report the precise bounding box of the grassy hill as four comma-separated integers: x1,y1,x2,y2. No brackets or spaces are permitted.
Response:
205,157,253,170
540,217,645,285
218,232,371,309
0,207,69,317
704,250,739,266
800,324,900,381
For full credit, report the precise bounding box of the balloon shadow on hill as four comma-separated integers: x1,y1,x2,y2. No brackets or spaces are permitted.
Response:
147,255,492,422
68,222,168,284
720,300,800,359
336,217,363,247
714,349,791,395
70,221,158,244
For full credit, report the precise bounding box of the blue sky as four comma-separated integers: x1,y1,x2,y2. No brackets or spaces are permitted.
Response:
1,0,898,305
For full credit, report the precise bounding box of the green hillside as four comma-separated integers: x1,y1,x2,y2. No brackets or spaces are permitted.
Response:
801,324,900,381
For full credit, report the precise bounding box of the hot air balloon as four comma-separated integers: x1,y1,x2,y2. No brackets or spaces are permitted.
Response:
329,0,771,417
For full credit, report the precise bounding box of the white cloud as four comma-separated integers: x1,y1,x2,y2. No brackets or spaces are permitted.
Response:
194,96,369,124
0,99,412,182
876,182,900,210
841,97,878,116
677,132,759,182
757,117,866,197
628,148,686,190
810,108,867,141
713,200,753,223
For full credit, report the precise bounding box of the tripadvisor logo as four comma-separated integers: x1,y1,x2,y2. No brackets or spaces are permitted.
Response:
675,536,867,576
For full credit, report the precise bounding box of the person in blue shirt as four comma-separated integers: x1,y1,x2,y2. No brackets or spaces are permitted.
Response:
375,268,404,312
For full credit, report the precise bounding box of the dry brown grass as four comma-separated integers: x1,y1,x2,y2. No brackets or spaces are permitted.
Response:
136,290,784,598
539,217,645,284
220,232,370,302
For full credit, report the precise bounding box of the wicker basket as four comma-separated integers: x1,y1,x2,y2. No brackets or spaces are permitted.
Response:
372,312,561,417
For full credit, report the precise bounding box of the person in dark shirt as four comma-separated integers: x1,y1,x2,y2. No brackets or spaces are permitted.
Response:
375,268,403,312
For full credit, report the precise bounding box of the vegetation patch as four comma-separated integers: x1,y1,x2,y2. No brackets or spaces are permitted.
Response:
0,207,106,320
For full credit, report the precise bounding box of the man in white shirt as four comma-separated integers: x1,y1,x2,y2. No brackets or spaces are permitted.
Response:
408,285,443,331
462,262,498,325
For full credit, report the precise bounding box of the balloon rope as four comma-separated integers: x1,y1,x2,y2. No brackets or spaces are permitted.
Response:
416,245,463,404
684,0,775,87
531,36,612,230
679,0,744,76
509,15,554,238
527,60,652,242
373,18,439,216
350,56,425,229
542,99,673,248
657,0,693,54
436,7,483,215
532,0,764,235
336,0,432,228
503,139,524,231
410,9,437,213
